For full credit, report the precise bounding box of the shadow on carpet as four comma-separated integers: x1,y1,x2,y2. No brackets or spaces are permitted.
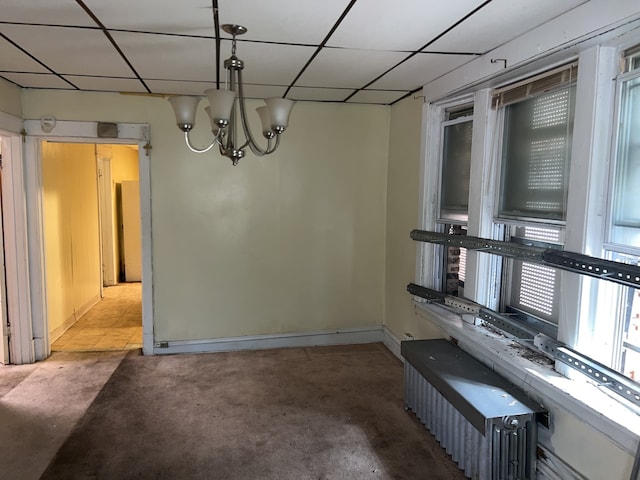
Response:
40,344,465,480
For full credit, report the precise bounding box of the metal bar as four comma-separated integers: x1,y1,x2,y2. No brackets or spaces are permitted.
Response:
478,308,540,340
407,282,541,340
534,334,640,408
411,229,546,260
406,283,446,303
411,229,640,289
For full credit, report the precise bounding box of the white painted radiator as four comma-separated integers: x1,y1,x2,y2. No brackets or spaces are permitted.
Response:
402,340,544,480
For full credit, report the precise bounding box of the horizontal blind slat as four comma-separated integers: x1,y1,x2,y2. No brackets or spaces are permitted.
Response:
492,63,578,109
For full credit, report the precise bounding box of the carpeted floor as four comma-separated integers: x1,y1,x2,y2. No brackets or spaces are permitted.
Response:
35,343,465,480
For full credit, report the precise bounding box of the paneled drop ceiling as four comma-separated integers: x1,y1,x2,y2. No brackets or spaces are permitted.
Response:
0,0,588,104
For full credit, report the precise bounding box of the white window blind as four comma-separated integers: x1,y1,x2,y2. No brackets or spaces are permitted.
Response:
508,226,562,325
439,107,473,220
496,66,577,222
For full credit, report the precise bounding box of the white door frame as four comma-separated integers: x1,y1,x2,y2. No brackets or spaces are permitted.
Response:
0,150,10,364
23,120,154,361
1,112,36,364
97,152,116,287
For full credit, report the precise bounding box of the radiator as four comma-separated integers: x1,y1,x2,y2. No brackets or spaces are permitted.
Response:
402,339,545,480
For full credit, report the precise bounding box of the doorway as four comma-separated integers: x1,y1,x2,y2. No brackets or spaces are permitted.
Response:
41,142,143,352
0,139,9,364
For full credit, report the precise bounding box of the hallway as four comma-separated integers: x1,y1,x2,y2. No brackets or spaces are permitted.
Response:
51,283,142,352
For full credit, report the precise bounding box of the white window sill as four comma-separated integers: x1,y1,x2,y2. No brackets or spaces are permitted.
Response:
413,300,640,455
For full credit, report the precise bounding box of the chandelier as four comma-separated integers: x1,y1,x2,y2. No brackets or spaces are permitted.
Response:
167,24,295,166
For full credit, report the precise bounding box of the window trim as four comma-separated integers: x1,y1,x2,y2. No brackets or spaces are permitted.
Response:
604,66,640,257
416,44,640,450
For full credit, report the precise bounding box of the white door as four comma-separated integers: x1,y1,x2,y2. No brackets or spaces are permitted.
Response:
0,158,10,364
97,156,116,286
121,180,142,282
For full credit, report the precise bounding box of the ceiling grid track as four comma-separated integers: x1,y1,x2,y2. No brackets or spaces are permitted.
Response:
0,0,597,104
74,0,151,93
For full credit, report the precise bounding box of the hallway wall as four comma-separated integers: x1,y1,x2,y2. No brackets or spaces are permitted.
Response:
0,78,21,118
42,142,101,340
23,93,389,342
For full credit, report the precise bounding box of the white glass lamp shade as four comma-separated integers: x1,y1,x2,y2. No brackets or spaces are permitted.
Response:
256,106,274,138
205,88,236,127
168,96,200,132
204,106,218,133
265,97,295,133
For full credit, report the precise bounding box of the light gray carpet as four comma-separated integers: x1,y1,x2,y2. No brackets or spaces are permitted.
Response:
39,344,465,479
0,351,128,480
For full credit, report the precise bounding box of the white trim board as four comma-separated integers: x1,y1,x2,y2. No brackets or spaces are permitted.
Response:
49,293,101,343
153,326,385,355
382,326,403,362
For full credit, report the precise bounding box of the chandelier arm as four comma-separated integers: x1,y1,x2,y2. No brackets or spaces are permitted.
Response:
265,135,280,155
184,130,223,154
236,69,271,156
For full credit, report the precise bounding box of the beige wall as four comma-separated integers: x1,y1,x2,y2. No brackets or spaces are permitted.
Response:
42,142,101,338
384,96,446,341
110,145,139,182
0,78,22,119
23,91,389,341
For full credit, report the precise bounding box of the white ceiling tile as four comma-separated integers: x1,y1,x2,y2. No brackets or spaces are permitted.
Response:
112,31,217,82
0,37,49,73
347,90,409,105
1,72,72,90
225,41,316,86
426,0,588,53
63,76,148,93
143,80,287,100
0,24,133,77
239,84,288,99
218,0,352,44
287,87,354,102
0,0,96,26
144,80,217,96
83,0,215,36
327,0,487,51
369,53,475,90
296,48,407,89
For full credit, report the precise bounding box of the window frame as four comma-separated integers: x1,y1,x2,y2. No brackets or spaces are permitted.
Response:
492,73,578,334
418,47,621,391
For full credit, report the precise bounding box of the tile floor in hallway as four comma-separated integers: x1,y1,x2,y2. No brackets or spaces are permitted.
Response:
51,283,142,352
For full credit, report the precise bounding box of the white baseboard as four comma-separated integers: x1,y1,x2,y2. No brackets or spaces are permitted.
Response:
49,314,77,343
49,293,101,343
382,326,403,362
153,326,385,355
76,293,101,320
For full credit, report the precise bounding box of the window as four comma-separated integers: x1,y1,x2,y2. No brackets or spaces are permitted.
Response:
503,226,563,337
494,65,577,333
418,43,640,414
498,86,575,221
439,106,473,223
436,105,472,297
580,45,640,383
609,56,640,249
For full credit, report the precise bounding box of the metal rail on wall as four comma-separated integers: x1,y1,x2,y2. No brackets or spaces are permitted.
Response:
410,229,640,289
408,229,640,410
